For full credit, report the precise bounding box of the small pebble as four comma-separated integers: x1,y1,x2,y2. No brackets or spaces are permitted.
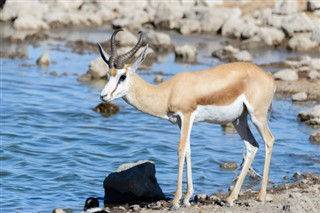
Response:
153,75,164,83
283,176,290,180
36,53,50,66
219,162,237,169
50,71,58,76
266,194,273,202
195,194,208,202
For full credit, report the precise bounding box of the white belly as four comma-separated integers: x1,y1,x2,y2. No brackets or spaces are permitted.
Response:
193,94,245,124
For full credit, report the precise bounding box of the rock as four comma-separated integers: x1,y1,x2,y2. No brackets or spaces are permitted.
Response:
234,50,252,62
154,2,184,29
288,35,318,51
311,20,320,43
52,209,66,213
274,69,298,81
49,71,58,77
212,45,251,62
130,204,141,211
309,132,320,144
174,44,197,62
258,27,285,46
198,8,230,33
14,16,49,30
308,71,320,80
281,13,314,36
103,160,165,204
146,30,172,50
112,10,150,30
93,102,120,116
221,9,244,38
78,56,110,82
228,185,235,192
283,176,290,180
153,75,164,84
194,194,208,203
116,31,138,47
273,0,298,15
307,0,320,11
36,53,50,66
265,194,273,202
292,92,308,102
298,105,320,127
179,19,201,35
219,162,237,170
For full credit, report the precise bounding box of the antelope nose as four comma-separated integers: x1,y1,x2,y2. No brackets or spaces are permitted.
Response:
100,95,106,101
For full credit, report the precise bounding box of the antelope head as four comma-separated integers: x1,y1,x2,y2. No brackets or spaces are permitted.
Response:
98,29,148,102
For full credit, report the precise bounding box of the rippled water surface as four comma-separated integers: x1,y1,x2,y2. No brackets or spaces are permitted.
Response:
1,33,319,212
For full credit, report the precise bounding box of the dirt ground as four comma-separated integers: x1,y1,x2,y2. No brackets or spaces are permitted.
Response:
98,173,319,213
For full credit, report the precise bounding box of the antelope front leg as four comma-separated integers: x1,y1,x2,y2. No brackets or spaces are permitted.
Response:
172,112,195,209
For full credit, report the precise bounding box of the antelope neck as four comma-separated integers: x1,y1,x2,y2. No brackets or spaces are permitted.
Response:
123,74,170,119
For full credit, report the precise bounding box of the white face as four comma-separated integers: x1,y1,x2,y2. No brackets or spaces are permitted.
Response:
99,45,148,103
100,67,132,102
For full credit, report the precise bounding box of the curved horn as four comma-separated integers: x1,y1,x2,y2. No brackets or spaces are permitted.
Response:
97,43,109,64
109,28,123,68
115,31,144,69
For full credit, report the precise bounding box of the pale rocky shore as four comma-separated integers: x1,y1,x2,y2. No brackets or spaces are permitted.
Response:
52,173,320,213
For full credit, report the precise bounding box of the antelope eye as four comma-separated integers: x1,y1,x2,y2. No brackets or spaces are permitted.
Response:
119,74,127,82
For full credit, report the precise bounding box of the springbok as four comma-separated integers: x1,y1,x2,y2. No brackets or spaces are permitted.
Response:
97,29,276,209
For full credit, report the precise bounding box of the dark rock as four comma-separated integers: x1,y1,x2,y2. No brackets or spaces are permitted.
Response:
309,132,320,144
103,161,165,204
93,102,120,116
194,194,208,203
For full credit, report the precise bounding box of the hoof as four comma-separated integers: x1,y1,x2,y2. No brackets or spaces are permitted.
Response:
182,201,191,208
225,197,234,207
170,204,180,211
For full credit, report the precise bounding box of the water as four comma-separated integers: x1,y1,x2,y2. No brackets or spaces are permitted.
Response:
1,32,319,213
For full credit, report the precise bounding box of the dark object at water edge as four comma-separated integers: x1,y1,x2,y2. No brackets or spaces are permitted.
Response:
103,162,165,204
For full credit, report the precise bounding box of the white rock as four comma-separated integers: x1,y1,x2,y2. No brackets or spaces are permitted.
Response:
281,13,314,36
179,19,201,35
197,0,223,7
198,8,231,33
117,160,154,172
175,45,198,61
44,8,71,25
288,35,318,51
153,75,164,84
259,27,285,45
88,57,109,79
307,0,320,11
221,9,245,37
14,16,49,30
274,69,299,81
292,92,308,101
117,31,138,47
146,30,171,47
154,2,184,29
308,71,320,80
51,0,83,12
311,58,320,70
273,0,298,15
36,53,50,66
234,51,252,62
266,14,284,28
311,20,320,43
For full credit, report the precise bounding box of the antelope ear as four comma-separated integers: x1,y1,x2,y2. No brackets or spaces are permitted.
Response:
131,44,148,72
97,43,110,65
